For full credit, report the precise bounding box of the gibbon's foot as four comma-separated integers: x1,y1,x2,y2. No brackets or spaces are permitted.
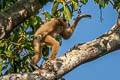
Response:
30,63,39,71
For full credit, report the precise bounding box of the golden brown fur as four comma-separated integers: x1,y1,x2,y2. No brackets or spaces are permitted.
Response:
31,14,91,65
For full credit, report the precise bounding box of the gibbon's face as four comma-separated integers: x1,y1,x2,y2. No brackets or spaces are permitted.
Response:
60,18,69,26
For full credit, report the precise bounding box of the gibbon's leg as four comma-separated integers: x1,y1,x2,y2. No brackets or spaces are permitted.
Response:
44,35,59,60
31,37,42,65
60,14,91,39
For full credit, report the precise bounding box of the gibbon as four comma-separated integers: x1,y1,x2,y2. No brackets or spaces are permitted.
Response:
31,14,91,65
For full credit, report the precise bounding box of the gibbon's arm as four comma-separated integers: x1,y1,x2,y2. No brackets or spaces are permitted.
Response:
60,14,91,40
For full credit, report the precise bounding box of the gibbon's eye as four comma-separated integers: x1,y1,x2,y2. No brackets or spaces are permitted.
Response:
63,18,66,22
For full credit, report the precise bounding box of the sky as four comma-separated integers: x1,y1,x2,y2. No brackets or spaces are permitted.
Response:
42,0,120,80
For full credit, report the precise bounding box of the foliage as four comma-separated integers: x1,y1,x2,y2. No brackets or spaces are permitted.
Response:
0,0,120,78
94,0,109,8
113,0,120,9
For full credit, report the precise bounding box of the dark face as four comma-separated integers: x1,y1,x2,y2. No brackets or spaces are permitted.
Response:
60,18,68,26
63,18,67,22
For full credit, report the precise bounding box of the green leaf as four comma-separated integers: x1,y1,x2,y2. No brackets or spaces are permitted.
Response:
94,0,99,4
99,0,105,8
12,28,20,42
55,35,62,45
17,68,20,72
29,16,38,27
22,23,28,32
52,1,59,17
4,50,12,56
0,49,2,53
79,0,88,4
42,45,49,56
57,10,61,17
36,16,41,22
71,0,78,11
45,12,52,19
94,0,109,8
118,3,120,8
0,60,3,75
21,44,25,48
0,43,4,47
8,44,13,50
28,49,33,55
63,2,72,21
114,1,120,9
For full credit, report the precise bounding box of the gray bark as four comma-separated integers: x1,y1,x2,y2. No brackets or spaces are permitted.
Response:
0,0,43,39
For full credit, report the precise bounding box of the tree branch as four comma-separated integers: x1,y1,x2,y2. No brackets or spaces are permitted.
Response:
0,0,47,39
1,16,120,80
